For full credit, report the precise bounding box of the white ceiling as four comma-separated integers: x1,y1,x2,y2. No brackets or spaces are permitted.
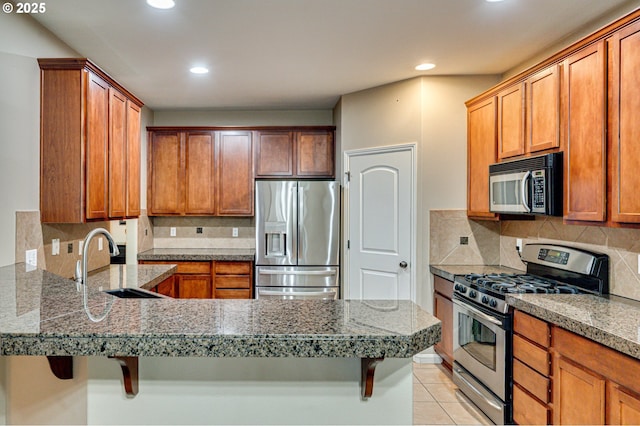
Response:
31,0,638,110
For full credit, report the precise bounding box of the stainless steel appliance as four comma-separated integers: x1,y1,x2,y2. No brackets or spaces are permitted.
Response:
255,180,340,300
452,243,609,425
489,152,563,216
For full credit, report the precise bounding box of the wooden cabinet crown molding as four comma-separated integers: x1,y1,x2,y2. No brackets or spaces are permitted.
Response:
38,58,144,108
465,8,640,106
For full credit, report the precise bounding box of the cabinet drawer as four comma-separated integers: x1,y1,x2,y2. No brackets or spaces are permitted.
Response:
514,334,549,375
513,384,550,425
215,261,252,275
434,276,454,299
514,310,550,347
176,262,211,274
215,289,252,299
513,358,550,402
215,276,252,289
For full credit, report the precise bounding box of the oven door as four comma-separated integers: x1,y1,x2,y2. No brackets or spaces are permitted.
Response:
452,297,507,401
489,170,531,214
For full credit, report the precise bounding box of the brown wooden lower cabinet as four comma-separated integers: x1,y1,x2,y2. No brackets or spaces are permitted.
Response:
141,260,253,299
433,276,453,369
513,309,640,425
154,275,176,297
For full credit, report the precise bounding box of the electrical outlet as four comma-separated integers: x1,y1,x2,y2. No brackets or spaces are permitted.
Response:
196,227,203,234
67,243,73,254
52,239,60,256
170,227,176,237
98,237,103,251
459,236,468,245
232,227,239,237
26,249,37,267
145,228,148,236
78,240,84,255
516,238,523,252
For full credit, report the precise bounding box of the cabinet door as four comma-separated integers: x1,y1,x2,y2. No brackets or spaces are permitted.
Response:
497,83,525,159
126,101,141,217
217,131,254,216
467,97,497,219
608,382,640,425
526,65,560,153
296,131,334,177
185,132,216,215
86,72,110,220
148,131,184,215
434,292,453,367
177,275,213,299
108,88,127,218
155,275,176,298
553,356,605,425
255,131,294,177
563,41,607,222
610,21,640,224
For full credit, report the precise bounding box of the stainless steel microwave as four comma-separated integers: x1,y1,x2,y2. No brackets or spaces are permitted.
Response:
489,152,563,216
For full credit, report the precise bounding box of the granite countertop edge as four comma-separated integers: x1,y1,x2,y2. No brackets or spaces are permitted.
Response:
137,248,255,262
0,327,441,358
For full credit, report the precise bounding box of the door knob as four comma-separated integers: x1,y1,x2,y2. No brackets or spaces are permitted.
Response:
399,261,408,269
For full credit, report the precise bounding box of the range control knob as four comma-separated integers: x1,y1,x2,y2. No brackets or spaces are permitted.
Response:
489,299,498,308
454,284,461,292
469,290,477,298
481,295,489,304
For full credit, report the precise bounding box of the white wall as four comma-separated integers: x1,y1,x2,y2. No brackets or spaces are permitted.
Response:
0,13,77,267
152,109,333,127
337,75,500,310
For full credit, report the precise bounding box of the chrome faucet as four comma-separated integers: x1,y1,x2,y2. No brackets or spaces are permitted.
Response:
75,228,120,286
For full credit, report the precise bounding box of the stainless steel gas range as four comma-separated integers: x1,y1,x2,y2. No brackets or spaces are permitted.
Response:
452,243,609,425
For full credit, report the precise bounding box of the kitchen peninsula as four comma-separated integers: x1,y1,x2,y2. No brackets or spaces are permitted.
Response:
0,263,440,425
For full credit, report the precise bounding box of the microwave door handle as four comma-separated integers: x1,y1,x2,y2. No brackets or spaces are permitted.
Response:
521,171,532,213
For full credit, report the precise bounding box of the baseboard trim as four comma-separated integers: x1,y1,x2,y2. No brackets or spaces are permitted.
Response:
412,353,442,364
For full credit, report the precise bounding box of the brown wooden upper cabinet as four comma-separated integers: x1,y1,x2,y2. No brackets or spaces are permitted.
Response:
255,129,335,178
497,65,560,161
39,58,143,223
147,129,254,216
467,97,497,219
563,41,607,222
609,20,640,224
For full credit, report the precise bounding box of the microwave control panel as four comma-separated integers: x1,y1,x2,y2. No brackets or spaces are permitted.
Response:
531,170,546,212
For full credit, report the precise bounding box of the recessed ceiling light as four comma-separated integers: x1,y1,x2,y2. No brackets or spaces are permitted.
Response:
190,66,209,74
415,63,436,71
485,0,506,2
146,0,175,9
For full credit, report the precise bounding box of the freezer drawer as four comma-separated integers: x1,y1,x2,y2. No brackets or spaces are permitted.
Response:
255,266,339,288
255,286,339,300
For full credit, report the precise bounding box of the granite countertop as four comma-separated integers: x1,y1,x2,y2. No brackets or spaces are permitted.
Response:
0,263,440,358
138,248,255,262
430,264,523,281
508,293,640,361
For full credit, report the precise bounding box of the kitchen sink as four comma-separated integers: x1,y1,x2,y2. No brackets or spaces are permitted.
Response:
104,288,162,299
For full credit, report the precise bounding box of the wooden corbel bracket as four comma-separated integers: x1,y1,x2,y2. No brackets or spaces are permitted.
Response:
360,357,384,399
109,356,139,398
46,355,73,380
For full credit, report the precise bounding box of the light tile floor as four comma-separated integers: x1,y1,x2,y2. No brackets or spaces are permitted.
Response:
413,362,492,426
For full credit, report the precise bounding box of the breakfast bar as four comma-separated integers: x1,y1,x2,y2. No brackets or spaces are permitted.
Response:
0,263,440,425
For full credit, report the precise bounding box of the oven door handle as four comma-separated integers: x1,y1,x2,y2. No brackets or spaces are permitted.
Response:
453,299,502,327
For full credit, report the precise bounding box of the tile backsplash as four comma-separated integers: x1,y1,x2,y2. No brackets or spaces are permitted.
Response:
151,216,255,249
430,210,640,301
16,211,110,278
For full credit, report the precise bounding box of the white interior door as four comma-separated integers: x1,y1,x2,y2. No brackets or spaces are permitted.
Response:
345,145,415,300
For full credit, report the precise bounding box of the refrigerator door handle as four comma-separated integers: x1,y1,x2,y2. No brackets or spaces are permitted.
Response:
259,269,337,276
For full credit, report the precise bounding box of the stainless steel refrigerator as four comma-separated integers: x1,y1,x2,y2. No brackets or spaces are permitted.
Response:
255,180,340,299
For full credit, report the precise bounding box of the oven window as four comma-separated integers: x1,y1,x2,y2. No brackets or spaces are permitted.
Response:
458,312,497,371
493,180,520,205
